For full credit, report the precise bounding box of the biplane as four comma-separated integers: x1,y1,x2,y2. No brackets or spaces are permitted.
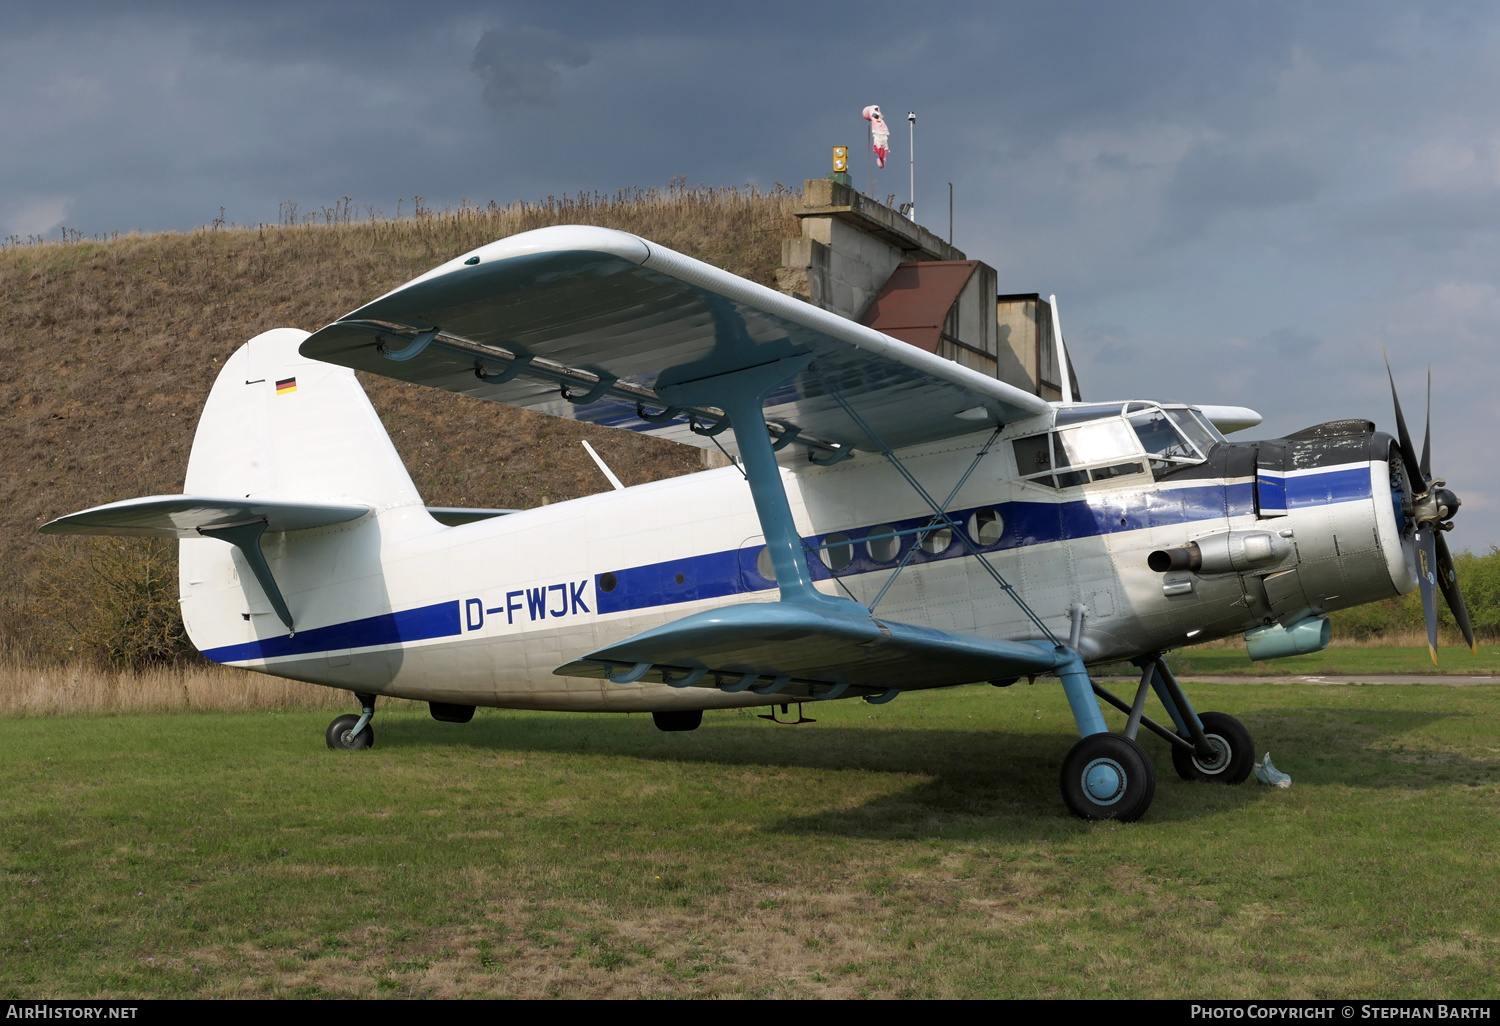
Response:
42,225,1473,820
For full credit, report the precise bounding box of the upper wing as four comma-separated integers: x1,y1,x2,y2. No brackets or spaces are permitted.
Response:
299,226,1050,461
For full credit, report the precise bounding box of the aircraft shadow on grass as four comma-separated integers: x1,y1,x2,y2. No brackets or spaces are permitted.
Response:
369,704,1483,840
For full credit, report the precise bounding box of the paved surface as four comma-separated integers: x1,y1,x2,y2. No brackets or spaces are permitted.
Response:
1097,674,1497,686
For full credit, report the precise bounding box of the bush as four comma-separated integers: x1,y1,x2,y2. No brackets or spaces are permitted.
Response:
1328,545,1500,642
31,537,197,669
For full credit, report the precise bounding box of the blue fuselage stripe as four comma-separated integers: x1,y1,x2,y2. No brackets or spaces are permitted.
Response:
202,600,461,663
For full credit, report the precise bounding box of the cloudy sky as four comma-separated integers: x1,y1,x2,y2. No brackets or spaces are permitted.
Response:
4,1,1497,547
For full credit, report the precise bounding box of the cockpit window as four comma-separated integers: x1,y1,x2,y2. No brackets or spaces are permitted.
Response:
1129,408,1200,464
1166,408,1220,458
1052,404,1126,427
1012,434,1053,477
1015,417,1147,489
1055,419,1138,469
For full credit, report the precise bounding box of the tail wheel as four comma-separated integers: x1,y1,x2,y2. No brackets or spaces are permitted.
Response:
1060,733,1157,822
326,713,374,750
1171,711,1252,783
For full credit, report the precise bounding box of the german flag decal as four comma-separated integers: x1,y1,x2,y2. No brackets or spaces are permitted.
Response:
275,377,297,395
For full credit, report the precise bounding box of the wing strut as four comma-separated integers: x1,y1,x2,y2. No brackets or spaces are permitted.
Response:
657,353,864,615
820,376,1062,645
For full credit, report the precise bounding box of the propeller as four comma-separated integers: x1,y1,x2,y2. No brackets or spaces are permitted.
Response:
1385,355,1476,664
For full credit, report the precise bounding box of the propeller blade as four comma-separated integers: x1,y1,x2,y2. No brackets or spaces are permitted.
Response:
1385,354,1427,493
1434,532,1478,655
1419,366,1432,483
1415,528,1440,665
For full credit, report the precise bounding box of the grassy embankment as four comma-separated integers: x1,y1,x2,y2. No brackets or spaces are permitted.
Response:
2,682,1497,999
0,186,798,661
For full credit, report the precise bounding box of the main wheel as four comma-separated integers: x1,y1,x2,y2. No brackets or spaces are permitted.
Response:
1170,711,1252,783
1060,733,1156,822
652,710,702,732
326,713,374,750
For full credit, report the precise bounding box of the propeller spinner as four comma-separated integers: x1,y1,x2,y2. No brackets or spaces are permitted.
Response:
1386,358,1476,663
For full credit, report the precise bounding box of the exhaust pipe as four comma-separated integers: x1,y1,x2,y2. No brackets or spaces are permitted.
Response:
1148,531,1291,575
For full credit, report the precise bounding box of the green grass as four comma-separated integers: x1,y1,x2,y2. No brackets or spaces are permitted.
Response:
2,683,1498,998
1100,645,1500,678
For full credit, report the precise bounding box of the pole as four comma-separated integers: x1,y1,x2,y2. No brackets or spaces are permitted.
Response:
1049,294,1074,403
948,182,953,245
907,112,916,221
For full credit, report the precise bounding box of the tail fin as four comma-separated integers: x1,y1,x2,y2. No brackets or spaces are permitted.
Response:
184,328,421,508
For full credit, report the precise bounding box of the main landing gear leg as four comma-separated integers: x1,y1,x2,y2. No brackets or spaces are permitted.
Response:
1137,656,1253,784
1055,649,1156,822
326,692,376,750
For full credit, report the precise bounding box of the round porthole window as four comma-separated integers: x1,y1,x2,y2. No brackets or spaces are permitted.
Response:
918,517,953,555
756,546,776,581
968,508,1004,547
820,532,853,571
866,525,899,563
597,572,617,593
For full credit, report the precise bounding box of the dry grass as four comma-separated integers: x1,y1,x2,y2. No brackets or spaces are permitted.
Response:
0,658,398,717
0,185,801,609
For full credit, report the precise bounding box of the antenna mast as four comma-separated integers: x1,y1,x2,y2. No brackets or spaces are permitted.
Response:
907,111,917,221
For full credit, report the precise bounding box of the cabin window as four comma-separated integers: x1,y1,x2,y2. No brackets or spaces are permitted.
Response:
918,517,953,555
866,525,900,562
969,508,1004,546
820,532,853,571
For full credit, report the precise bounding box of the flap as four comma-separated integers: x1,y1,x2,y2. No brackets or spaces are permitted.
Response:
299,225,1051,463
39,494,370,539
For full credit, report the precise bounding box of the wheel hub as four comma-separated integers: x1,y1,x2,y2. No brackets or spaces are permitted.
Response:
1191,733,1230,774
1082,758,1126,804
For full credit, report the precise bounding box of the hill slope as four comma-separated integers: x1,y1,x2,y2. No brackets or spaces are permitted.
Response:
0,187,800,603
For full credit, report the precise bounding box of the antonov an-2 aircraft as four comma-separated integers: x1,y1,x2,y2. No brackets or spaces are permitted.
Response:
43,226,1474,821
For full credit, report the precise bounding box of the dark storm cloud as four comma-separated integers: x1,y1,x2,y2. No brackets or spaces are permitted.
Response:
1165,145,1324,234
3,0,1499,542
471,26,590,113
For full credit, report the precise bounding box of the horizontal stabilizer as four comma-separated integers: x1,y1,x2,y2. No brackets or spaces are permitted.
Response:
425,506,519,527
555,602,1068,700
39,495,370,539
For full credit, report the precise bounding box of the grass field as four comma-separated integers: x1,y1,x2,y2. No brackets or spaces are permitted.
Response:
2,680,1497,999
1100,645,1500,678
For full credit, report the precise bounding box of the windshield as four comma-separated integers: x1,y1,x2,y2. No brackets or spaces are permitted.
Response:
1128,408,1199,463
1166,408,1221,457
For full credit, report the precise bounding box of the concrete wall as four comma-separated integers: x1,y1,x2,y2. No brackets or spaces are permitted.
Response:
777,178,964,320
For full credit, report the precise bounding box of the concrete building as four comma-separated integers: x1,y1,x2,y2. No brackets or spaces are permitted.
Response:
776,178,1080,403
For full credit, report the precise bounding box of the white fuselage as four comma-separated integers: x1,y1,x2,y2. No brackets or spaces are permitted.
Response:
181,416,1413,713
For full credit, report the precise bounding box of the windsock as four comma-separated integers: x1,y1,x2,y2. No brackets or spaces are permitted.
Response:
863,105,890,169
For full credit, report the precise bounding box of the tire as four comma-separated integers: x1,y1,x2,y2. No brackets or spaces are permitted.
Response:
1060,733,1156,822
1170,711,1253,784
652,710,702,732
326,713,374,750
